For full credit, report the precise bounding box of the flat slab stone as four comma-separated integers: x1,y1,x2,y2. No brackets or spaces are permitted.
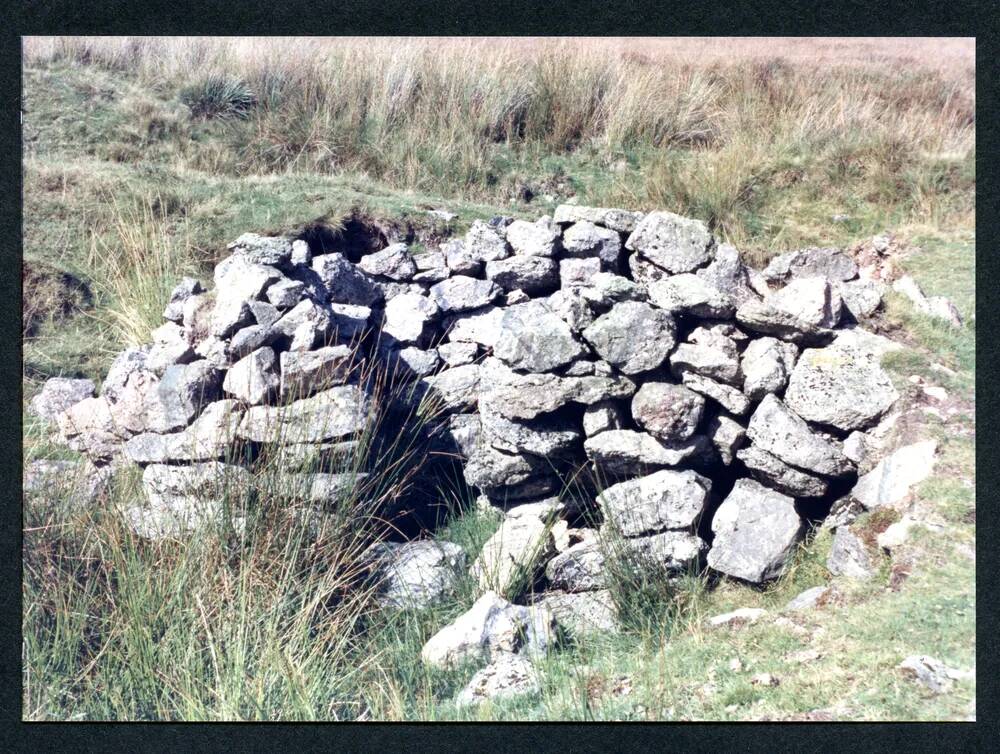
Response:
598,468,711,537
625,211,715,273
746,395,853,478
237,385,371,443
851,439,937,510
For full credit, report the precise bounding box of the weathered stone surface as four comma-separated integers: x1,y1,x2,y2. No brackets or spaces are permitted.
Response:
898,655,962,695
358,243,417,280
271,299,332,348
768,277,843,329
737,445,830,497
465,220,511,263
389,346,441,379
249,300,281,328
30,377,96,421
582,400,626,437
479,357,635,421
412,250,450,283
616,530,707,573
226,233,293,266
545,539,605,592
784,344,899,431
365,539,467,609
838,279,886,320
582,301,676,375
584,430,710,474
265,277,306,309
383,292,440,344
579,273,644,307
237,385,371,443
707,479,803,583
213,254,282,306
544,289,595,332
680,372,751,416
441,413,481,458
561,221,622,268
438,341,478,367
784,585,831,611
536,590,619,637
625,211,715,274
312,253,382,306
24,459,112,509
736,298,832,344
227,324,277,360
421,364,480,413
480,404,581,457
706,412,746,465
124,399,243,463
695,243,760,306
647,274,735,319
826,527,876,580
420,591,555,669
290,239,311,266
329,303,372,341
506,218,560,258
279,345,353,400
559,257,603,288
741,337,798,400
442,239,482,276
56,395,126,458
101,346,151,403
598,469,711,537
444,305,506,347
746,395,853,477
763,247,858,284
485,256,559,295
463,445,553,494
430,276,503,313
471,502,560,597
210,297,254,340
162,277,204,322
630,382,705,442
553,204,644,233
628,253,670,286
182,293,215,344
455,653,541,707
118,361,223,435
851,440,937,510
493,301,586,372
670,342,742,386
223,347,279,405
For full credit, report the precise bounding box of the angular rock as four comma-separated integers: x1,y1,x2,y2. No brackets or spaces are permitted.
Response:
279,345,353,400
440,413,481,458
582,400,626,437
536,590,619,637
210,297,253,340
559,257,602,288
707,479,804,583
680,372,751,416
598,469,711,537
695,243,760,306
329,303,372,341
471,502,560,597
736,298,832,344
578,272,644,307
784,585,831,612
365,539,467,609
584,430,710,475
763,247,858,284
101,346,151,403
784,344,899,431
411,250,449,283
383,292,440,344
126,361,223,435
543,289,594,332
290,239,311,266
582,301,676,375
493,300,586,372
23,458,111,509
420,363,480,413
851,440,937,510
647,274,735,319
226,233,293,266
123,399,244,464
616,530,707,574
442,239,481,276
625,211,715,274
55,395,125,459
737,445,830,497
357,243,417,280
545,539,606,592
420,590,555,669
741,337,798,401
768,277,843,329
430,276,503,313
162,277,204,322
746,395,853,477
223,347,279,405
480,404,581,457
826,527,876,580
444,305,506,347
30,377,95,422
389,346,440,379
898,655,960,695
670,342,742,386
456,653,541,707
237,385,371,443
227,325,277,360
553,205,644,233
438,341,478,367
706,412,746,465
630,382,705,442
312,253,382,306
463,445,554,495
505,217,559,258
265,277,306,309
271,299,332,348
248,300,281,328
838,278,886,320
485,255,559,295
465,220,510,262
561,221,622,268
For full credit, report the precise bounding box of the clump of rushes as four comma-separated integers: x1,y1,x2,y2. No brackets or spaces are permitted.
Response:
180,73,256,120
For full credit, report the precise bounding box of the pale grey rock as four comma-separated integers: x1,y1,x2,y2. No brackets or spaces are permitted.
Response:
688,321,745,352
194,336,230,369
827,527,876,579
266,277,306,309
598,469,711,537
628,253,670,286
420,590,555,669
101,346,151,403
358,243,417,280
505,289,530,305
463,445,553,494
784,344,899,431
123,399,243,464
582,400,626,437
389,347,441,378
56,395,125,459
480,404,581,457
763,247,858,284
746,395,853,477
695,242,759,306
30,377,95,422
625,211,715,274
442,413,481,458
647,274,735,318
290,239,311,266
536,591,619,637
505,217,559,258
383,292,440,344
420,363,480,413
442,239,482,276
560,257,602,288
851,440,937,510
471,502,561,596
213,254,282,302
210,297,253,339
225,232,293,266
237,385,371,443
430,276,503,313
279,345,353,400
162,277,204,322
365,539,467,609
465,220,510,263
543,289,594,332
438,341,478,367
582,301,676,375
584,430,710,474
707,607,767,627
23,458,112,509
444,305,506,347
117,360,222,435
737,445,830,497
616,530,707,573
181,293,214,344
707,478,804,583
706,413,746,465
271,299,332,347
329,303,372,341
411,250,450,283
670,342,742,386
578,273,644,307
553,204,644,233
785,585,831,611
630,382,705,442
680,372,751,416
225,325,273,360
269,440,360,469
223,347,279,405
768,277,843,329
248,300,281,328
741,337,798,400
838,278,886,319
545,540,606,592
898,655,960,694
561,221,622,268
485,255,559,295
312,253,382,306
736,298,832,344
455,653,541,707
146,321,196,374
493,300,586,372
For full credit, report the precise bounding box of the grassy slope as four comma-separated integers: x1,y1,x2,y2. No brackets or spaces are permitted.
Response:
22,48,975,721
